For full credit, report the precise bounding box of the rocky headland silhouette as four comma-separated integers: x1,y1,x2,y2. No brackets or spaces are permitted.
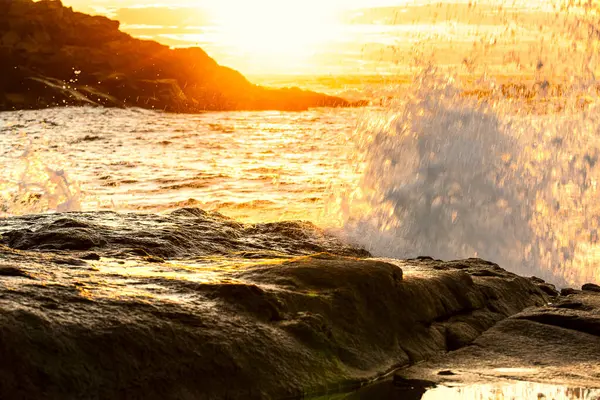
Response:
0,0,359,112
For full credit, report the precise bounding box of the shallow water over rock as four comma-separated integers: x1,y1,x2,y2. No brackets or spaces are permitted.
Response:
325,380,600,400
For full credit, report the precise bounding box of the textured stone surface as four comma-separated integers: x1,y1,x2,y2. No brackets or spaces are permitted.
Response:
0,209,552,399
396,286,600,390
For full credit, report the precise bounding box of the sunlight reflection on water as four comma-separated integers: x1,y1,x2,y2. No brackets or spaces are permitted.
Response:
424,382,600,400
335,380,600,400
0,107,365,223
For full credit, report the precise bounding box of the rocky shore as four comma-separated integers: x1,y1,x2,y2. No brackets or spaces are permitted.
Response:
395,283,600,392
0,208,581,399
0,0,359,112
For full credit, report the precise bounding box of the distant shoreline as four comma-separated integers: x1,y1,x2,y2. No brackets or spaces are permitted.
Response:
0,0,363,113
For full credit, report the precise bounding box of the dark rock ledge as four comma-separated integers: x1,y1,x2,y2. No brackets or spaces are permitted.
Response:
0,0,362,112
396,282,600,391
0,209,554,399
0,209,549,400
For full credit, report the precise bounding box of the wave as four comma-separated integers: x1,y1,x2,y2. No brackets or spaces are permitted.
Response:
332,67,600,287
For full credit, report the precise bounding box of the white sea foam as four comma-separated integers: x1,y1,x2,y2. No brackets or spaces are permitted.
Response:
326,1,600,287
332,66,600,287
0,135,81,216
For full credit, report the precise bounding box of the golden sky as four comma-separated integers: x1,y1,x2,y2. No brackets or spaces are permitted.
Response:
60,1,563,77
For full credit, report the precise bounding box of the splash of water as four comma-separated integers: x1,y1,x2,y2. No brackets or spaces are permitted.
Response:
327,0,600,287
0,135,81,216
330,65,600,287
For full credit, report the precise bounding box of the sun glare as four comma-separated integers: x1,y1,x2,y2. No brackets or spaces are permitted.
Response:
204,1,343,73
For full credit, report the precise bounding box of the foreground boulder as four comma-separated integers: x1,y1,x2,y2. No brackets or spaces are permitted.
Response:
0,209,552,399
0,0,358,112
396,285,600,391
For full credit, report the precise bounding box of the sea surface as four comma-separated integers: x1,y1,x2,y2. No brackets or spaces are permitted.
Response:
2,69,600,288
0,106,364,223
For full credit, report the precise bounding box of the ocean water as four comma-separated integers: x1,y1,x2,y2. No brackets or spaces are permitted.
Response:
0,106,364,223
2,69,600,288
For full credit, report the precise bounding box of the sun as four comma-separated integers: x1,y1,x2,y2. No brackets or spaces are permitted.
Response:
204,0,343,74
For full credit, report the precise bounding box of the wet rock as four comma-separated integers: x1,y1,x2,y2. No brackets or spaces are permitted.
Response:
0,0,359,112
41,302,60,310
445,321,483,350
72,135,102,144
203,283,285,322
143,255,165,263
0,266,30,278
550,299,592,311
0,209,368,259
469,268,506,277
515,309,600,337
50,257,87,266
530,277,560,296
437,370,456,376
395,286,600,390
414,256,435,261
80,253,101,261
281,312,334,349
536,283,560,297
0,209,553,399
582,283,600,293
2,228,107,251
561,287,580,296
